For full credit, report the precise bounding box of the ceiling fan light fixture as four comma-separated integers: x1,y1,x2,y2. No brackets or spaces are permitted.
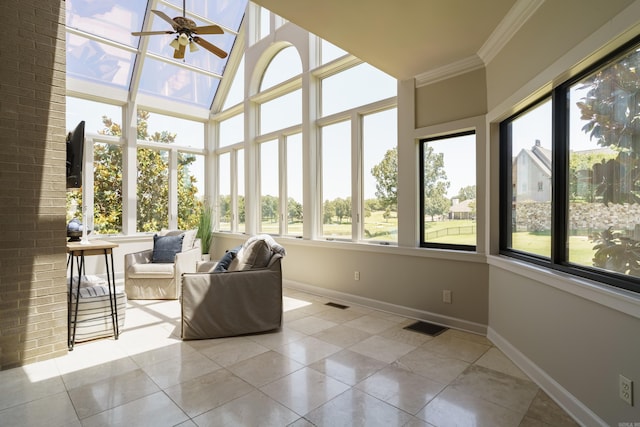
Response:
169,37,180,50
189,41,199,52
178,33,189,46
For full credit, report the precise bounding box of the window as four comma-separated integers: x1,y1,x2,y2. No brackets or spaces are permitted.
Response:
260,140,279,234
286,134,303,236
321,63,396,117
501,100,552,258
135,110,205,233
178,153,204,230
260,89,302,134
66,97,123,235
259,6,270,40
420,132,476,250
223,55,245,109
137,147,169,232
322,121,352,239
363,108,397,243
144,112,205,149
260,46,302,91
237,149,245,233
321,39,347,65
218,152,231,231
66,97,121,136
219,113,244,148
500,36,640,293
93,142,123,235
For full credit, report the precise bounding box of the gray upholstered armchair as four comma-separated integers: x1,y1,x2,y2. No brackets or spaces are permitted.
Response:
180,234,285,339
125,229,201,300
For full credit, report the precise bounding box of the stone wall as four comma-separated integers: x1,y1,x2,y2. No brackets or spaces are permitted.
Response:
0,0,67,369
516,201,640,236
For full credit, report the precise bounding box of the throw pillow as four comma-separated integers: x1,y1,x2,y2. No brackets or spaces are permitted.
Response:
152,234,184,263
230,237,272,271
214,245,242,272
181,229,198,251
162,229,197,252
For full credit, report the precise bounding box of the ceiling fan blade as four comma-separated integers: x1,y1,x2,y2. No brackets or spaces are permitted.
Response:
173,44,186,59
152,10,178,30
193,24,224,35
132,30,175,36
193,36,227,58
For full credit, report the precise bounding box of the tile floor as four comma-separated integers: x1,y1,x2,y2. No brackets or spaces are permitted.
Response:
0,287,580,427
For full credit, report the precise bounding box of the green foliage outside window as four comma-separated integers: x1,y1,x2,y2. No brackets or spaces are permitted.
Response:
94,110,203,234
422,144,451,221
576,44,640,276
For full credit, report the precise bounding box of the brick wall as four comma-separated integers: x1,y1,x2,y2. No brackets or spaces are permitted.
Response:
0,0,67,369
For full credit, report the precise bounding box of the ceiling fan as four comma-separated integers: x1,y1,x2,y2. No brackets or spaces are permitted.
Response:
132,0,227,60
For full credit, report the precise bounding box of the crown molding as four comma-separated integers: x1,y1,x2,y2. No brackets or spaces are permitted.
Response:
415,0,544,87
478,0,545,64
415,55,484,87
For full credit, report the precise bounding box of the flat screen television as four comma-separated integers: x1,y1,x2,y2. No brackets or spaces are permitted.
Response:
66,120,85,189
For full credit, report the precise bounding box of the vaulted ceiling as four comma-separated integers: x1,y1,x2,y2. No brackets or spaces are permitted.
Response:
252,0,523,80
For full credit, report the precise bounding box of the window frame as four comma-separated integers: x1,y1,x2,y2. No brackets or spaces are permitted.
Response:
419,130,477,252
499,35,640,294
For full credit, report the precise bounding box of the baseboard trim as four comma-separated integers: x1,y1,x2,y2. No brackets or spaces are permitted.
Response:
487,327,606,427
284,279,487,335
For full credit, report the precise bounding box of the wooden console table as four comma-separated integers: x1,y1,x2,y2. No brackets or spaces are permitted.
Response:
66,239,119,350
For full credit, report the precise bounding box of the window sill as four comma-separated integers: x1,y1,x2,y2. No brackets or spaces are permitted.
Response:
488,255,640,319
263,234,488,264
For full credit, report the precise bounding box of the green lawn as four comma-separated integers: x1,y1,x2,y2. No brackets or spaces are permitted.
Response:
511,232,595,266
424,219,476,246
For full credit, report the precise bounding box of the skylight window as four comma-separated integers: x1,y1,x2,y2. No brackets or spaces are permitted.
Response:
66,0,247,110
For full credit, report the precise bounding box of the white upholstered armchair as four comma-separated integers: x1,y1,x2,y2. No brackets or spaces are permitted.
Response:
125,229,201,300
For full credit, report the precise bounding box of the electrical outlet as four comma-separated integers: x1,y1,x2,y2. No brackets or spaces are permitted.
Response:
354,271,360,281
620,374,634,406
442,290,452,304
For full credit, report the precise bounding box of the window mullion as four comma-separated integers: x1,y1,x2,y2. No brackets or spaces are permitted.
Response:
499,121,513,251
352,112,362,242
279,135,287,236
551,87,569,266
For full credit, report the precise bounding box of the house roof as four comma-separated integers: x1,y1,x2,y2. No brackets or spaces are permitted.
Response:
450,198,475,213
513,144,552,178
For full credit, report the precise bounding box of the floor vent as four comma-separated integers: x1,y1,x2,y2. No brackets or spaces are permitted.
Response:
404,321,448,336
325,302,349,310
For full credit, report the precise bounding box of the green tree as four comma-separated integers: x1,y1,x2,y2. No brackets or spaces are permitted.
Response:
287,197,303,223
456,185,476,202
323,199,335,224
568,151,616,202
423,144,451,221
177,152,201,230
261,195,278,222
93,143,122,233
577,45,640,274
97,110,202,233
371,147,398,211
576,48,640,205
238,195,246,224
218,194,231,224
334,197,352,224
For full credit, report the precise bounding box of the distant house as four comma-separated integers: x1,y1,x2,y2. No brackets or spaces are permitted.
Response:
513,140,617,203
513,139,551,203
449,198,475,220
